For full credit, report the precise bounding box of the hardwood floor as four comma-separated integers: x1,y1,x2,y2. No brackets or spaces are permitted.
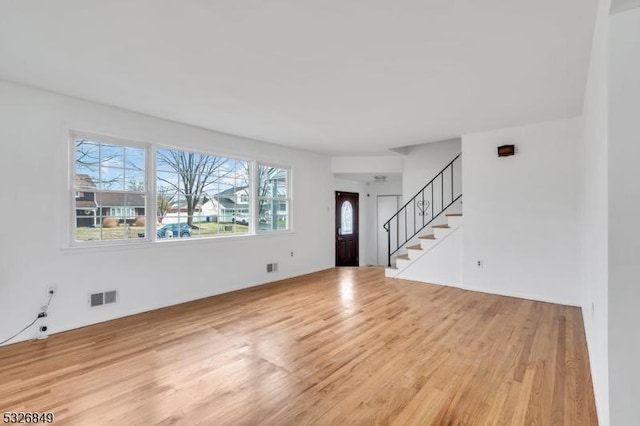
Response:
0,268,597,425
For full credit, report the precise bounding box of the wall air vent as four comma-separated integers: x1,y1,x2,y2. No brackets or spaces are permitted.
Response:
266,263,278,273
90,290,118,307
104,290,117,304
90,292,103,307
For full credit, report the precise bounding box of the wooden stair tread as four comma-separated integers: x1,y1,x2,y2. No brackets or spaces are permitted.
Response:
407,245,422,250
445,213,463,216
432,224,450,229
419,234,435,240
396,254,410,260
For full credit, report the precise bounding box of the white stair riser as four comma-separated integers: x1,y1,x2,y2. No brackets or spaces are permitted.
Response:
407,249,422,260
396,258,411,269
433,227,453,239
385,268,398,277
447,216,463,227
419,239,437,250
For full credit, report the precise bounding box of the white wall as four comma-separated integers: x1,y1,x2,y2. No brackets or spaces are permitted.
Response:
579,0,611,423
462,118,582,306
609,7,640,424
331,156,404,175
0,81,334,345
402,138,461,201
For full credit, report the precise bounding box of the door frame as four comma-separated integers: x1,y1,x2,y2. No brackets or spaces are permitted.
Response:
335,191,359,267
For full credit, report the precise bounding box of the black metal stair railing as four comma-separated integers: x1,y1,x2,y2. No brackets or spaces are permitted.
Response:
383,154,462,267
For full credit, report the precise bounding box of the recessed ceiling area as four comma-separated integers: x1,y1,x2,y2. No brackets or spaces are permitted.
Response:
0,1,598,155
334,172,402,184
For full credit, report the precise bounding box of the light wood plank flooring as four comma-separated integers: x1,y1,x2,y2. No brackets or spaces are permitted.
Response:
0,267,597,425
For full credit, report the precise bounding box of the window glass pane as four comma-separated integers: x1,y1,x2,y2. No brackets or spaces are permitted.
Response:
99,167,124,191
74,138,147,243
124,169,145,192
258,165,289,231
75,164,99,187
75,191,98,241
156,148,250,239
100,144,125,168
258,166,289,231
258,200,288,231
156,148,179,172
259,166,288,199
124,146,145,170
341,201,353,235
275,170,288,197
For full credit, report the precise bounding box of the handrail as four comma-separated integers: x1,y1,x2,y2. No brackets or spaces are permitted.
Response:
383,153,462,267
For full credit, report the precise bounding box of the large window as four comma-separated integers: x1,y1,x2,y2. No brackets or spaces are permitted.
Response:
73,136,147,242
156,148,249,238
257,165,290,231
71,133,291,245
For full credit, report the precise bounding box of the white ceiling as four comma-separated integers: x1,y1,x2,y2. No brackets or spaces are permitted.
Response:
0,1,598,155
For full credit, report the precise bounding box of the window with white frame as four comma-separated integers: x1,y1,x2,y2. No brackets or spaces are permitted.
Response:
71,133,291,245
156,147,250,237
257,165,290,231
72,136,147,242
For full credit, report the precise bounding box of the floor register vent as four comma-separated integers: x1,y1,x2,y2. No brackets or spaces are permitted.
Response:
90,290,118,307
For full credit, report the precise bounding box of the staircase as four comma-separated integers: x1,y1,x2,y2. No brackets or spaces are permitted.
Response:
385,212,463,286
383,154,463,286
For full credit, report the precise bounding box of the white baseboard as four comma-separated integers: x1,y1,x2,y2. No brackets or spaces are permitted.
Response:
461,285,580,307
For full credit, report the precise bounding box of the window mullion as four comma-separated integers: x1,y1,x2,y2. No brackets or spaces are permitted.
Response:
148,144,157,242
251,160,257,234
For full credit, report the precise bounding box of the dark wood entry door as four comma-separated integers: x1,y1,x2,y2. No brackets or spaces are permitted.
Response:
335,191,359,266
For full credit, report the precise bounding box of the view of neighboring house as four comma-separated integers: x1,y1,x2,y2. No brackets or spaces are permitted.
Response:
203,186,250,224
75,174,145,226
160,187,249,225
258,167,288,229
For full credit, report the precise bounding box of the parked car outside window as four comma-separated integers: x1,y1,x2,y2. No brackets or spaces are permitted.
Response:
138,223,192,239
157,223,192,238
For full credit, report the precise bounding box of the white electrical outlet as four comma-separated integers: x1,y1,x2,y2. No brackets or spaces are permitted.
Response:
477,260,483,268
37,325,49,340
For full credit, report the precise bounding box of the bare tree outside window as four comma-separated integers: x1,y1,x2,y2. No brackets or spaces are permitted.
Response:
73,137,146,242
156,149,232,228
156,188,175,219
72,135,291,246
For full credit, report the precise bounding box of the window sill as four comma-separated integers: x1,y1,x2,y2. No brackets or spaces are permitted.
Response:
60,229,296,255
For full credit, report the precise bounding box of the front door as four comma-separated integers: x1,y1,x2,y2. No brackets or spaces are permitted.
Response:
335,191,359,266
